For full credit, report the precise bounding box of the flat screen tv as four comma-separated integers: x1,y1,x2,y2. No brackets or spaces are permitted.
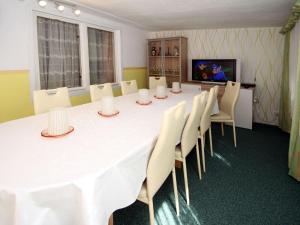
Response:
192,59,240,83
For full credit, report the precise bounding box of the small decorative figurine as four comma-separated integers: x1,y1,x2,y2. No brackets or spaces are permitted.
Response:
151,47,156,56
173,46,179,56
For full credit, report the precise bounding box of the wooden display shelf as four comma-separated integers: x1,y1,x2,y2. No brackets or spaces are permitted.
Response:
149,73,164,76
165,74,180,77
147,37,187,88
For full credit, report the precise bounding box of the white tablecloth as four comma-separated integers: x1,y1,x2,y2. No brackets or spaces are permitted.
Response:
0,88,218,225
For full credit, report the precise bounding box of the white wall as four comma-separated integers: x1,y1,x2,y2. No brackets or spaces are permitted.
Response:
0,0,32,70
0,0,147,71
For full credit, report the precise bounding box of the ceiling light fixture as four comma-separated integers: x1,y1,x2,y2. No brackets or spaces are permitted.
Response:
57,4,65,11
74,9,81,16
38,0,47,7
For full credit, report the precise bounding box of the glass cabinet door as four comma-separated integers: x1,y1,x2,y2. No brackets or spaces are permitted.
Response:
148,40,164,76
164,38,181,87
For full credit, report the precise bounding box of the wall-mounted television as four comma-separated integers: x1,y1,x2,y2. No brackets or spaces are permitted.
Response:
192,59,241,83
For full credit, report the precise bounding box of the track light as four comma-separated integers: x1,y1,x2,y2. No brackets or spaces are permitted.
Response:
74,9,81,16
38,0,47,7
57,4,65,11
37,0,81,16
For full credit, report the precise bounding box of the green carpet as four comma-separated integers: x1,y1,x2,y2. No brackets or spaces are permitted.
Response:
114,124,300,225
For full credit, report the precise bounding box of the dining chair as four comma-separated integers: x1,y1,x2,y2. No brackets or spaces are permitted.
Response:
199,87,217,172
33,87,71,115
90,83,113,102
137,101,186,225
120,80,138,95
175,92,207,205
149,76,167,89
211,81,241,147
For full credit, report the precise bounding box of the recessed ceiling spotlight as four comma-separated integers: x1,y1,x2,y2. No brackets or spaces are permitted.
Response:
38,0,47,7
57,4,65,11
74,9,81,16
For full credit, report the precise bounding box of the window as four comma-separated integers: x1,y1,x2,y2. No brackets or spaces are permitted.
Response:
87,27,115,84
35,14,121,93
37,17,82,89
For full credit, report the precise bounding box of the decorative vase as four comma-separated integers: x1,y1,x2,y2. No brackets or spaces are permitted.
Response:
151,47,156,56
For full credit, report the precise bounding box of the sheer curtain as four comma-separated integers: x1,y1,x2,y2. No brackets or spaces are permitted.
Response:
289,42,300,181
279,32,291,132
88,27,114,85
37,17,81,89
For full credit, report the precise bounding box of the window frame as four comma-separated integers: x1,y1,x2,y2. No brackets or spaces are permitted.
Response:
32,12,122,96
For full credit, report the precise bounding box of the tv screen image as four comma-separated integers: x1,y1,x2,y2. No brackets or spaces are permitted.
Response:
192,59,236,82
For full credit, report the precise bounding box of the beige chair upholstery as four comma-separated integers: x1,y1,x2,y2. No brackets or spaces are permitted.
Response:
199,87,217,172
213,85,219,101
149,76,167,89
175,92,207,205
90,83,113,102
33,87,71,115
138,101,186,225
120,80,138,95
211,81,241,147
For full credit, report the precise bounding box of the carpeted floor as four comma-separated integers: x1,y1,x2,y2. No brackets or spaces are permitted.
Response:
114,124,300,225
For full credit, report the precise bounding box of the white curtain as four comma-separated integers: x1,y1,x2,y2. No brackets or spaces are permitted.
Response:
289,20,300,113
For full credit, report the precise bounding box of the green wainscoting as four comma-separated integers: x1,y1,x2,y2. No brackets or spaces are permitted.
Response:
0,67,147,123
0,70,34,123
123,67,147,89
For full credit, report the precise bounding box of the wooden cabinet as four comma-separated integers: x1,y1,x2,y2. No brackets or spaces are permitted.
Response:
147,37,187,88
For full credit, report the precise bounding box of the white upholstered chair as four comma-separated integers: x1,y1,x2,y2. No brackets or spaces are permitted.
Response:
90,83,113,102
33,87,71,115
175,92,207,205
199,88,217,172
137,101,186,225
120,80,138,95
149,76,167,89
211,81,241,147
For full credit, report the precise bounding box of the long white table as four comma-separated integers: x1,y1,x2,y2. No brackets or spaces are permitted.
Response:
0,87,217,225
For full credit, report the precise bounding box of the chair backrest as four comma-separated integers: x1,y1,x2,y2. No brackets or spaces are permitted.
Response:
120,80,138,95
33,87,71,115
200,88,216,136
146,101,186,198
181,92,208,157
90,83,113,102
213,85,219,102
220,81,241,119
149,76,167,89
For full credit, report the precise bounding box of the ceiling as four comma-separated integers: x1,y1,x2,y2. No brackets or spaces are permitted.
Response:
75,0,294,30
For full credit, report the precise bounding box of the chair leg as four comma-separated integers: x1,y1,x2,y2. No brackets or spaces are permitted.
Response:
221,122,224,136
182,158,190,205
233,121,237,148
172,167,180,216
209,127,213,157
196,141,202,180
148,197,155,225
200,135,206,172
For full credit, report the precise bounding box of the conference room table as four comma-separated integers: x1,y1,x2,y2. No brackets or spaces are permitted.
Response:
0,86,218,225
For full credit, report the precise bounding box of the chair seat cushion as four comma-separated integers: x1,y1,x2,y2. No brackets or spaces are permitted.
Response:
211,110,231,121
